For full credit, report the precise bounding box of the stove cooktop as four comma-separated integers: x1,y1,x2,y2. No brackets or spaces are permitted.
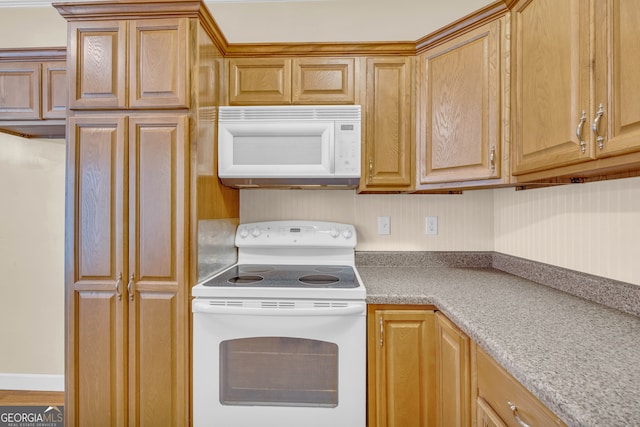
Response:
202,264,359,289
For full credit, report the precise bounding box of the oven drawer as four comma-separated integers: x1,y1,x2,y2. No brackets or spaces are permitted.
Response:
476,345,566,427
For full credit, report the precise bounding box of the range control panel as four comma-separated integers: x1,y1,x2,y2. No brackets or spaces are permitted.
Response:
236,221,357,248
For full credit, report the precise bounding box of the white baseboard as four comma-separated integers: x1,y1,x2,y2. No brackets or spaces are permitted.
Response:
0,373,64,391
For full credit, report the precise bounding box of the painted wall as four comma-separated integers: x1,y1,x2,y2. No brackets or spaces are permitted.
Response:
0,134,65,388
0,7,66,48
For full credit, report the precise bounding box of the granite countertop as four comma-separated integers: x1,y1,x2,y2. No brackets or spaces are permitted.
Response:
356,252,640,427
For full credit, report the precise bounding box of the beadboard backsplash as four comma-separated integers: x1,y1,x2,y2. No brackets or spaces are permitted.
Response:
240,189,495,252
240,176,640,286
493,177,640,286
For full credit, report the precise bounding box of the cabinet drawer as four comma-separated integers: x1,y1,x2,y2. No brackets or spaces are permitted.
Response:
476,346,566,427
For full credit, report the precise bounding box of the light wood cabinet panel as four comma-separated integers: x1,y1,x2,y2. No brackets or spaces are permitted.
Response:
435,312,471,427
0,49,66,137
127,115,188,426
292,57,355,104
0,62,40,120
68,20,128,109
512,0,640,182
129,19,188,108
228,58,291,105
228,57,356,105
361,57,413,191
66,115,127,427
368,307,435,427
475,345,566,427
512,0,591,175
69,18,189,110
592,0,640,158
42,61,68,119
418,18,508,188
477,397,507,427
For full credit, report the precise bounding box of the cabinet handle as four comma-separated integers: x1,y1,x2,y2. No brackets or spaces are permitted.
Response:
592,103,605,150
576,110,587,153
127,274,135,301
379,317,384,347
490,145,496,173
115,272,123,301
507,401,532,427
369,159,373,181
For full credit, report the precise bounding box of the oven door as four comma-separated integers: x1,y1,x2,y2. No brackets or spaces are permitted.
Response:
192,299,366,427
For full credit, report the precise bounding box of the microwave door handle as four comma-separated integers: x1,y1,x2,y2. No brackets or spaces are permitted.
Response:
193,301,364,316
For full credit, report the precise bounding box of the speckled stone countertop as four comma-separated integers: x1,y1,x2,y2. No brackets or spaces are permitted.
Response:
356,252,640,427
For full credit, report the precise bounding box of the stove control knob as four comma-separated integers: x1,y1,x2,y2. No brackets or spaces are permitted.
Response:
341,228,353,239
238,228,249,239
330,227,340,238
251,227,262,238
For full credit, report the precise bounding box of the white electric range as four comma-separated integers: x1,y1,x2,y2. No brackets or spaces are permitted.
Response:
192,220,366,427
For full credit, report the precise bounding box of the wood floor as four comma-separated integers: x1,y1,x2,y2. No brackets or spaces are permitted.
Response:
0,390,64,406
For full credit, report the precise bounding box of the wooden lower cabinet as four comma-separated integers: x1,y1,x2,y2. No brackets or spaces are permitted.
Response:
368,306,436,427
474,344,566,427
476,397,507,427
66,114,189,426
435,312,471,427
368,307,566,427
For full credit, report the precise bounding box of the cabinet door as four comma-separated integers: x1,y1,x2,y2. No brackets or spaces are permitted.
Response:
477,397,507,427
68,20,127,109
593,0,640,158
42,61,67,119
419,19,504,185
292,57,355,104
511,0,591,174
66,115,127,427
362,57,413,191
129,19,188,108
0,62,40,119
368,308,435,427
127,115,189,426
228,58,291,105
435,312,471,427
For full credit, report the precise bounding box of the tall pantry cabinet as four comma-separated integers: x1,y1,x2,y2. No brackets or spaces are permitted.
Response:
53,1,238,426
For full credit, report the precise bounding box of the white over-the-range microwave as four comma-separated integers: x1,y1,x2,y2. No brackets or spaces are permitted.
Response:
217,105,361,188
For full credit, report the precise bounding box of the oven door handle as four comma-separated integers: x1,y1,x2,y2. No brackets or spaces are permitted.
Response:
193,300,365,316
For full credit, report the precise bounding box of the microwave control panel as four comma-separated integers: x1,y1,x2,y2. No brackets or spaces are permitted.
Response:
334,122,361,176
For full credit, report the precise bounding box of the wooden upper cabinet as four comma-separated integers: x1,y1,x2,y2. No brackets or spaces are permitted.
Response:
227,57,355,105
68,20,128,109
592,0,640,159
360,57,413,191
292,58,355,104
511,0,591,175
228,58,291,104
68,18,188,110
42,61,68,119
417,18,508,189
0,62,40,120
129,19,188,108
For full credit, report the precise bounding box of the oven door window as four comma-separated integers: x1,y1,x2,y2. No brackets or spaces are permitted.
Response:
220,337,338,407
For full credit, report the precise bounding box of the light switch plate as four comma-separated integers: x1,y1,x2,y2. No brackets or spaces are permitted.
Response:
378,216,390,235
425,216,438,235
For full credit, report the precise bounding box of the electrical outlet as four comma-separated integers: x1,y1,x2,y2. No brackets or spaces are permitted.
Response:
378,216,390,235
425,216,438,235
